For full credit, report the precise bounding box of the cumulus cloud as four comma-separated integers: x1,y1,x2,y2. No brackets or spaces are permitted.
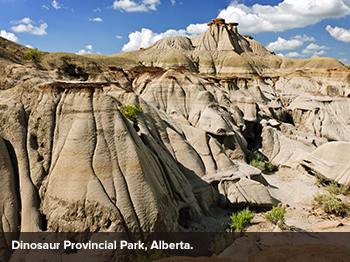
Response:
218,0,350,34
300,43,329,57
326,25,350,42
0,30,19,42
77,45,93,55
293,34,316,42
52,0,61,9
266,37,303,50
11,18,48,35
122,23,206,51
90,17,103,22
266,34,316,51
285,52,301,57
340,58,349,64
304,43,329,51
112,0,160,12
51,0,73,11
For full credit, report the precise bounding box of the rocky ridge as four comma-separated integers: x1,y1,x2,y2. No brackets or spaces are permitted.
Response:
0,18,350,240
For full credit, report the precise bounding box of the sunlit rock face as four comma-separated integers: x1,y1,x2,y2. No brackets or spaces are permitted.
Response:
1,16,350,236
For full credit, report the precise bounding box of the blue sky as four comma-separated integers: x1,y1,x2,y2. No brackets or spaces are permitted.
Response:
1,0,350,65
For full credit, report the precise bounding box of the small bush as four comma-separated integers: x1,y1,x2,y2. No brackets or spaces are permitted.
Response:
24,47,42,62
121,103,143,125
325,181,350,195
249,150,278,172
227,207,254,232
313,193,349,216
209,233,237,255
265,203,286,229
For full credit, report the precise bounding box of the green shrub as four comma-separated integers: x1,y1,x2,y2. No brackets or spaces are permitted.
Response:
24,47,42,62
265,203,286,229
249,150,278,172
209,233,237,255
121,103,143,125
313,193,349,216
138,60,144,66
325,181,350,195
227,207,254,232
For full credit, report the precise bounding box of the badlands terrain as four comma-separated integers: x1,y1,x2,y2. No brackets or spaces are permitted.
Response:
1,17,350,260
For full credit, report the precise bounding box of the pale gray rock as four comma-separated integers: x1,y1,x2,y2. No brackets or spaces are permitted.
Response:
301,141,350,186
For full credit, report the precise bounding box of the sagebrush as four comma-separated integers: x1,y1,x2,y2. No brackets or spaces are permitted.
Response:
24,47,42,62
313,193,349,216
121,103,143,125
249,150,278,172
227,207,254,232
265,203,286,229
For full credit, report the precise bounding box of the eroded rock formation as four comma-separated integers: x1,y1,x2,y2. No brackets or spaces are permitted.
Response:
1,18,350,240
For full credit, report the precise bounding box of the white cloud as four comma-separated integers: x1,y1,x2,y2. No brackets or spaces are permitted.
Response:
293,34,316,42
218,0,350,34
285,51,301,57
304,43,329,50
340,58,349,64
186,23,208,35
339,52,346,55
77,49,88,55
52,0,61,9
122,23,205,51
0,30,19,42
301,43,329,57
116,35,123,39
77,45,93,55
93,8,102,12
90,17,103,22
11,18,48,35
276,53,285,57
266,37,303,50
42,5,49,10
51,0,73,11
171,0,175,6
112,0,160,12
25,44,33,49
326,25,350,42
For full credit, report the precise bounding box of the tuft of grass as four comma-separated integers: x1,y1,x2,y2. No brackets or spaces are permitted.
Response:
209,233,237,255
227,207,255,232
313,193,349,216
24,47,42,62
249,150,278,172
325,181,350,195
265,203,286,229
120,103,143,125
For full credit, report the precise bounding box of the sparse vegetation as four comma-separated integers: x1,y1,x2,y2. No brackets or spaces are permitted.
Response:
209,233,237,255
313,193,349,216
249,150,278,172
129,236,167,262
227,207,255,232
24,47,42,62
325,181,350,195
265,203,286,229
314,173,350,195
121,103,143,125
138,60,144,66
